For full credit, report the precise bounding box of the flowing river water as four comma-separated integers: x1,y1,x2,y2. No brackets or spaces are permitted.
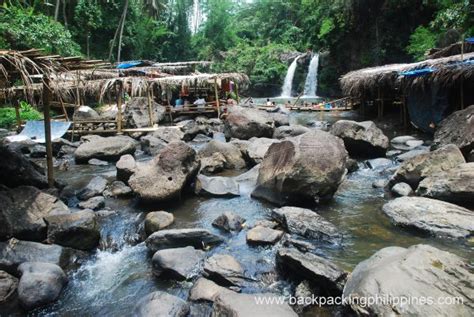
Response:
34,111,473,316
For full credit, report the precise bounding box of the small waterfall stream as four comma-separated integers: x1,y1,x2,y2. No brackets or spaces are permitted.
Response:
303,53,320,97
280,55,301,97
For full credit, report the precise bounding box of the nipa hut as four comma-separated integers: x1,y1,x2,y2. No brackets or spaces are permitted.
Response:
340,51,474,132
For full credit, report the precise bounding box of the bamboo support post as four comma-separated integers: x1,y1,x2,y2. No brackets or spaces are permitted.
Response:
116,81,123,133
214,78,220,118
235,83,240,104
14,102,21,131
147,85,154,127
59,96,69,121
42,75,54,188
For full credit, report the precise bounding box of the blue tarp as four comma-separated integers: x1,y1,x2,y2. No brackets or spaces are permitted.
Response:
399,67,436,77
465,37,474,44
117,61,143,69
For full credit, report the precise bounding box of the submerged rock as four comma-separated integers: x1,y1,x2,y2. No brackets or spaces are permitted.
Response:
416,162,474,208
203,254,245,287
224,106,274,140
103,181,132,197
272,207,342,243
212,212,246,232
382,197,474,239
144,211,175,236
330,120,389,157
189,277,235,302
432,104,473,156
77,176,108,201
342,244,474,316
129,142,200,202
212,292,297,317
246,226,284,245
133,291,189,317
152,246,205,280
277,248,347,295
252,130,348,206
390,144,465,189
45,209,100,250
74,135,137,163
17,262,67,310
0,186,69,241
145,228,224,253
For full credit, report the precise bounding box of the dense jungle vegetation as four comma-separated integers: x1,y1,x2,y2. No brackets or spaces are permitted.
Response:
1,0,473,96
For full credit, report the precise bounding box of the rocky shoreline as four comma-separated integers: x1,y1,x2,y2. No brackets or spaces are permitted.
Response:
0,104,473,316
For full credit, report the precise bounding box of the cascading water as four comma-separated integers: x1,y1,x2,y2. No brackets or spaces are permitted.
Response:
280,55,301,97
303,53,320,97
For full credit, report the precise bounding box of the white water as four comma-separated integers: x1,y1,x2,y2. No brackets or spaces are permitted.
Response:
303,53,319,97
281,55,301,97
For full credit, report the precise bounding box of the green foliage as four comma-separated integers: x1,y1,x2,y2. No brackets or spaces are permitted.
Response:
318,18,335,40
407,26,437,61
0,5,81,56
0,102,43,129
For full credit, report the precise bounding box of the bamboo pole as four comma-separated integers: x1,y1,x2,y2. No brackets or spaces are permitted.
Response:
116,81,123,133
42,75,54,188
292,92,304,107
214,78,220,118
147,84,154,127
14,101,21,131
235,83,240,104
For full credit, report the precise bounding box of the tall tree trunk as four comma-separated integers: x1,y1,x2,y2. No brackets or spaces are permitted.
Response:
54,0,60,21
62,0,68,28
117,0,129,63
109,0,129,62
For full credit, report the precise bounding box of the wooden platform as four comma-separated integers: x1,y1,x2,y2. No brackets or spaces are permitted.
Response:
257,105,352,112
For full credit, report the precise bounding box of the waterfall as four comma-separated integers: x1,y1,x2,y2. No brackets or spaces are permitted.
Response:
303,53,320,97
281,55,301,97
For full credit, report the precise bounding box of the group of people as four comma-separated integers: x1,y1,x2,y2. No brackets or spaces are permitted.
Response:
174,94,237,109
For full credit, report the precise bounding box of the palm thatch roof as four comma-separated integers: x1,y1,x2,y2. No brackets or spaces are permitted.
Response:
340,52,474,97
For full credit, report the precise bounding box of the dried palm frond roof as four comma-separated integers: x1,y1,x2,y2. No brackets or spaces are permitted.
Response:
340,52,474,96
427,42,474,59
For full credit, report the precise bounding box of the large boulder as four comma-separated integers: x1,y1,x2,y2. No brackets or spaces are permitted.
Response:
330,120,389,157
342,244,474,316
45,210,100,250
273,125,311,139
390,144,465,189
0,186,69,241
77,176,108,200
195,174,240,197
224,106,274,140
144,211,174,236
116,154,136,183
432,104,473,156
382,197,473,239
133,291,189,317
212,292,297,317
0,270,18,304
0,239,70,274
416,162,474,208
247,138,280,165
203,254,246,287
0,145,48,189
124,97,166,128
271,207,342,244
73,105,99,121
199,152,227,175
276,248,347,295
17,262,67,310
152,246,205,280
252,130,348,205
198,140,246,170
129,142,200,202
75,135,137,163
145,228,223,253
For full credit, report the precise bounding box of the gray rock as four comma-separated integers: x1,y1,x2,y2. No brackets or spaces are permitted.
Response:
277,248,347,295
386,149,402,157
382,197,473,238
116,154,136,183
224,106,274,140
406,139,424,148
253,220,279,229
77,176,108,200
152,246,205,280
252,130,348,205
17,262,67,310
133,291,189,317
75,135,137,163
391,135,417,144
103,181,132,197
87,158,108,166
273,125,310,139
0,239,69,273
144,211,174,236
247,137,280,164
267,112,290,127
212,212,246,232
203,254,245,287
139,135,167,156
45,210,100,250
78,196,105,210
366,158,392,169
346,158,359,173
195,174,239,197
0,270,18,304
129,142,200,202
189,277,235,302
272,207,342,244
124,97,166,128
432,105,473,156
330,120,389,157
390,144,465,188
372,179,388,188
198,140,246,170
0,186,69,241
395,148,430,162
212,292,297,317
391,182,413,196
199,152,226,175
342,244,474,316
29,144,46,158
149,127,185,143
73,105,99,121
246,226,284,245
145,228,223,253
294,280,313,313
416,162,474,208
